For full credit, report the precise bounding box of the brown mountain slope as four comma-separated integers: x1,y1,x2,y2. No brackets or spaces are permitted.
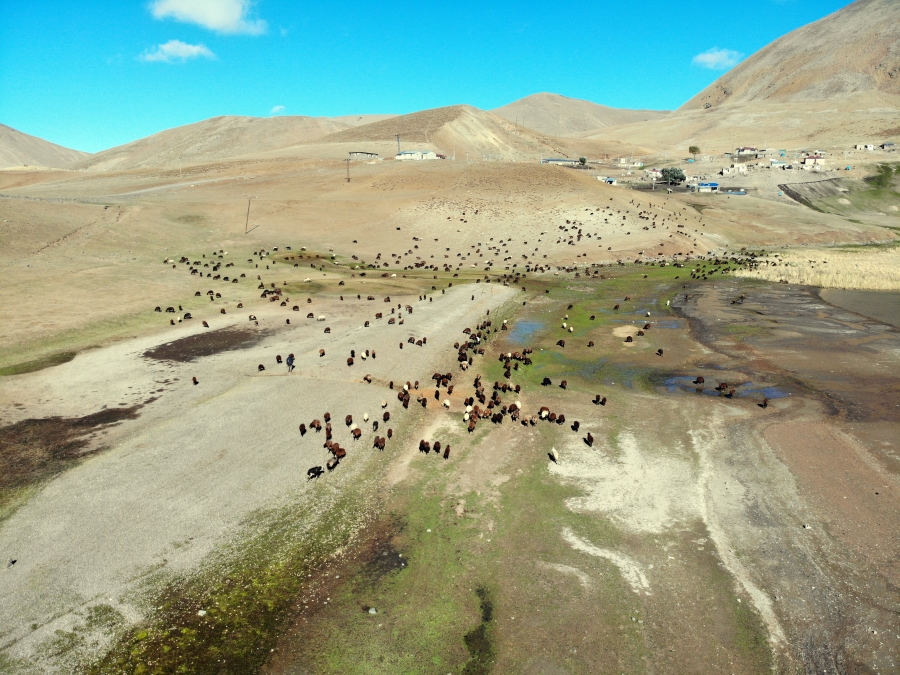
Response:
73,114,394,172
0,124,90,169
682,0,900,111
492,93,669,137
321,104,643,160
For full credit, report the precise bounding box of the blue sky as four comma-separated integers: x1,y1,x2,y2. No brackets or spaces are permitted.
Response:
0,0,852,153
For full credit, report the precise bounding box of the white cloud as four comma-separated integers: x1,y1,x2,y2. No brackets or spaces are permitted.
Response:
150,0,267,35
270,105,285,114
692,47,744,70
141,40,216,63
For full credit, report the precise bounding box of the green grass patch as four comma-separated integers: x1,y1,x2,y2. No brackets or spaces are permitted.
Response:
0,351,78,377
89,483,382,675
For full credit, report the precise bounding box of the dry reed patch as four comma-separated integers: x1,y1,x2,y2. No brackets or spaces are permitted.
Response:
735,246,900,290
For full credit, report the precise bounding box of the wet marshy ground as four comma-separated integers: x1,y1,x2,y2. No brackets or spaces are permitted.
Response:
143,326,270,362
0,403,148,516
661,375,791,400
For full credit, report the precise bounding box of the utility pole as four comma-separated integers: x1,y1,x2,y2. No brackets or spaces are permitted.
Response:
344,158,351,182
395,134,401,155
245,197,252,234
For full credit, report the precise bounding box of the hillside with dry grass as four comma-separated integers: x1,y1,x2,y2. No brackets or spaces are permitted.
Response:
72,114,394,172
322,104,644,160
0,123,90,169
682,0,900,111
492,93,669,137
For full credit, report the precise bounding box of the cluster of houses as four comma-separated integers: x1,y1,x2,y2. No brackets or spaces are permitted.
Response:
855,143,895,151
395,150,446,161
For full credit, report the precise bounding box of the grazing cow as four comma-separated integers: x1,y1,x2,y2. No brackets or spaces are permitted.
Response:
387,428,393,439
345,414,353,426
276,355,283,364
693,376,705,385
433,441,442,455
347,357,354,366
556,339,566,347
202,321,209,328
311,419,322,432
587,341,594,347
249,315,257,321
319,349,325,357
352,428,362,440
541,377,552,386
572,420,580,432
307,466,324,480
364,374,372,383
560,380,567,390
258,364,265,372
759,398,769,409
326,457,340,472
443,445,450,459
299,423,307,436
548,448,559,463
192,376,199,385
656,349,664,356
585,432,594,447
625,335,633,343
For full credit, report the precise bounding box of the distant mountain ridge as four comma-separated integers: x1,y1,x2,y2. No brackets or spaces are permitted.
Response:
0,124,90,169
492,93,668,137
72,114,396,172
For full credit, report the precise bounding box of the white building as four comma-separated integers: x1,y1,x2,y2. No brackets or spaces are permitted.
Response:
396,150,439,161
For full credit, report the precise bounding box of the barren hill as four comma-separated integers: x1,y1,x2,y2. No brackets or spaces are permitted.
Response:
0,123,89,169
492,93,669,137
682,0,900,110
584,0,900,152
321,104,641,160
73,114,394,172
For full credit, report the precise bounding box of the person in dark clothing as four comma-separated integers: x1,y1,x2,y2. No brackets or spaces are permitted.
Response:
286,353,295,372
